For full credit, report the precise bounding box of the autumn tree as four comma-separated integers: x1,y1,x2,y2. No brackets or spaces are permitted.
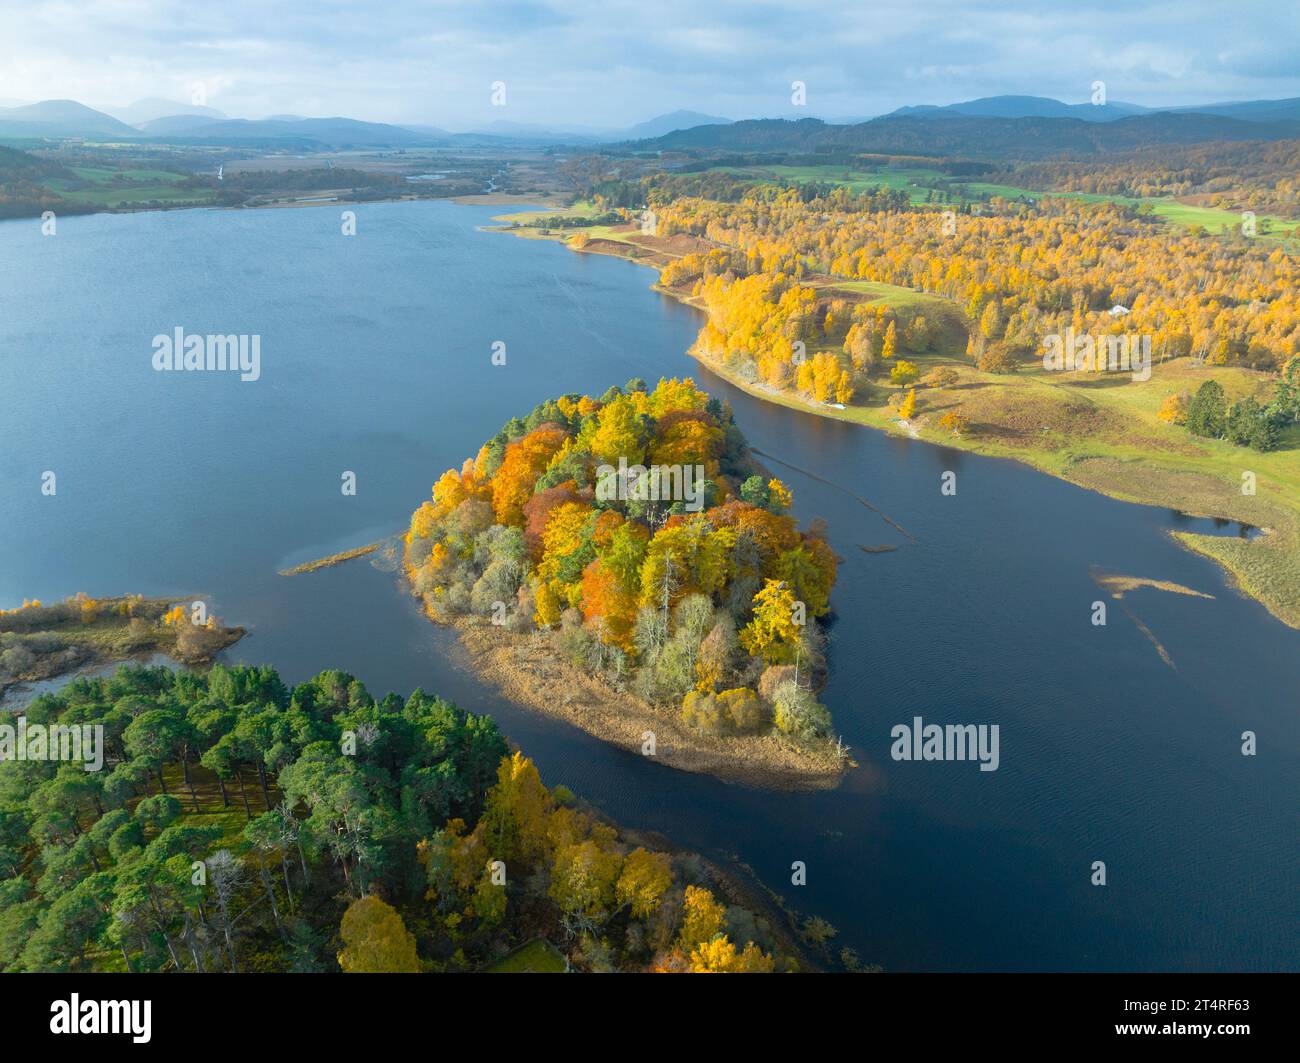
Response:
739,579,801,664
337,896,420,973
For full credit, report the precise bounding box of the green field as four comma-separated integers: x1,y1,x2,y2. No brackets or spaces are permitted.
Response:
46,165,217,209
487,939,567,973
711,163,1300,239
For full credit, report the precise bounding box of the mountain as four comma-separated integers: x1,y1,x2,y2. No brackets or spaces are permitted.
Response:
635,111,1300,160
620,110,733,140
885,93,1300,126
106,98,225,125
887,95,1150,122
135,114,225,136
140,116,444,147
0,99,138,138
1168,97,1300,123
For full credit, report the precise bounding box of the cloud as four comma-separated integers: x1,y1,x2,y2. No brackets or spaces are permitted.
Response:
1,0,1296,127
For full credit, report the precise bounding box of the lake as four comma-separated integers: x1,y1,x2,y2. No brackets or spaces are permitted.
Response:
1,200,1296,970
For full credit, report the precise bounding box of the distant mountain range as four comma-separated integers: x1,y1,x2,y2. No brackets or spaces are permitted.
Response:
886,95,1151,122
2,94,1298,157
883,93,1300,124
631,109,1300,159
0,98,733,148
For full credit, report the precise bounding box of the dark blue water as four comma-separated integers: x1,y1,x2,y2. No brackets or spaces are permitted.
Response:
1,201,1296,971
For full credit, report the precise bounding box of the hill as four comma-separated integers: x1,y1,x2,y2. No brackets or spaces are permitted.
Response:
0,99,138,139
637,111,1300,159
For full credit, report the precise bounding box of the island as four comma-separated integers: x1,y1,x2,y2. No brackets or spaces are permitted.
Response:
402,377,850,790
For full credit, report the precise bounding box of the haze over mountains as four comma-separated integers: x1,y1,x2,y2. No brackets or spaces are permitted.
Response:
1,94,1298,155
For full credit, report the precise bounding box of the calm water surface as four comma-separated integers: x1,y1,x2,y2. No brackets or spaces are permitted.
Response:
1,201,1295,970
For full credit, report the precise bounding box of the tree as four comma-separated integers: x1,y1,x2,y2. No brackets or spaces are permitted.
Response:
678,885,726,950
549,834,623,922
739,475,771,509
738,580,801,664
881,321,898,360
689,936,775,973
616,848,673,918
937,410,969,436
890,360,918,385
772,680,833,740
479,752,551,864
1187,379,1227,438
898,388,918,420
337,896,420,973
977,339,1023,374
1157,393,1189,425
979,300,1001,340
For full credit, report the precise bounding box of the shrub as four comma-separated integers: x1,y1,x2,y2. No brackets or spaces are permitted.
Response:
715,687,771,735
771,681,833,740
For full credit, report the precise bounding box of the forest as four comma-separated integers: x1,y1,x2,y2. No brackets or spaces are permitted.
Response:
404,377,841,745
0,662,800,973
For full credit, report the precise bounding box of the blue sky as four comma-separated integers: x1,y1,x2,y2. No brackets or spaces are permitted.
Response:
2,0,1298,128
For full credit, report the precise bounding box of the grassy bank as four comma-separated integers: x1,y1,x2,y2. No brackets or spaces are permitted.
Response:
278,541,384,576
453,618,847,792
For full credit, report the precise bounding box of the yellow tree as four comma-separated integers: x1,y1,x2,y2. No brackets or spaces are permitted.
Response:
678,885,726,950
738,579,801,664
616,848,673,918
337,896,420,973
881,320,898,360
549,829,624,920
689,937,776,973
898,388,918,420
480,751,552,864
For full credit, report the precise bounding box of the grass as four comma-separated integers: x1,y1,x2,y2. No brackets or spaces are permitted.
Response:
45,165,217,210
142,762,280,849
708,162,1300,240
713,350,1300,626
279,541,383,576
486,938,567,973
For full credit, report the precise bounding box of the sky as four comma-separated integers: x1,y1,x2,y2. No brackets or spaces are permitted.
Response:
1,0,1298,129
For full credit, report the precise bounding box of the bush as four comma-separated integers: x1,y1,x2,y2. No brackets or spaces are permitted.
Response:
715,688,771,735
772,681,832,740
0,645,36,675
921,366,959,389
681,687,770,736
757,664,796,703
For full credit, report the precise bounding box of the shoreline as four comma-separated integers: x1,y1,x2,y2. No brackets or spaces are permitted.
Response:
488,211,1300,631
0,595,246,705
281,548,848,791
449,617,848,793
